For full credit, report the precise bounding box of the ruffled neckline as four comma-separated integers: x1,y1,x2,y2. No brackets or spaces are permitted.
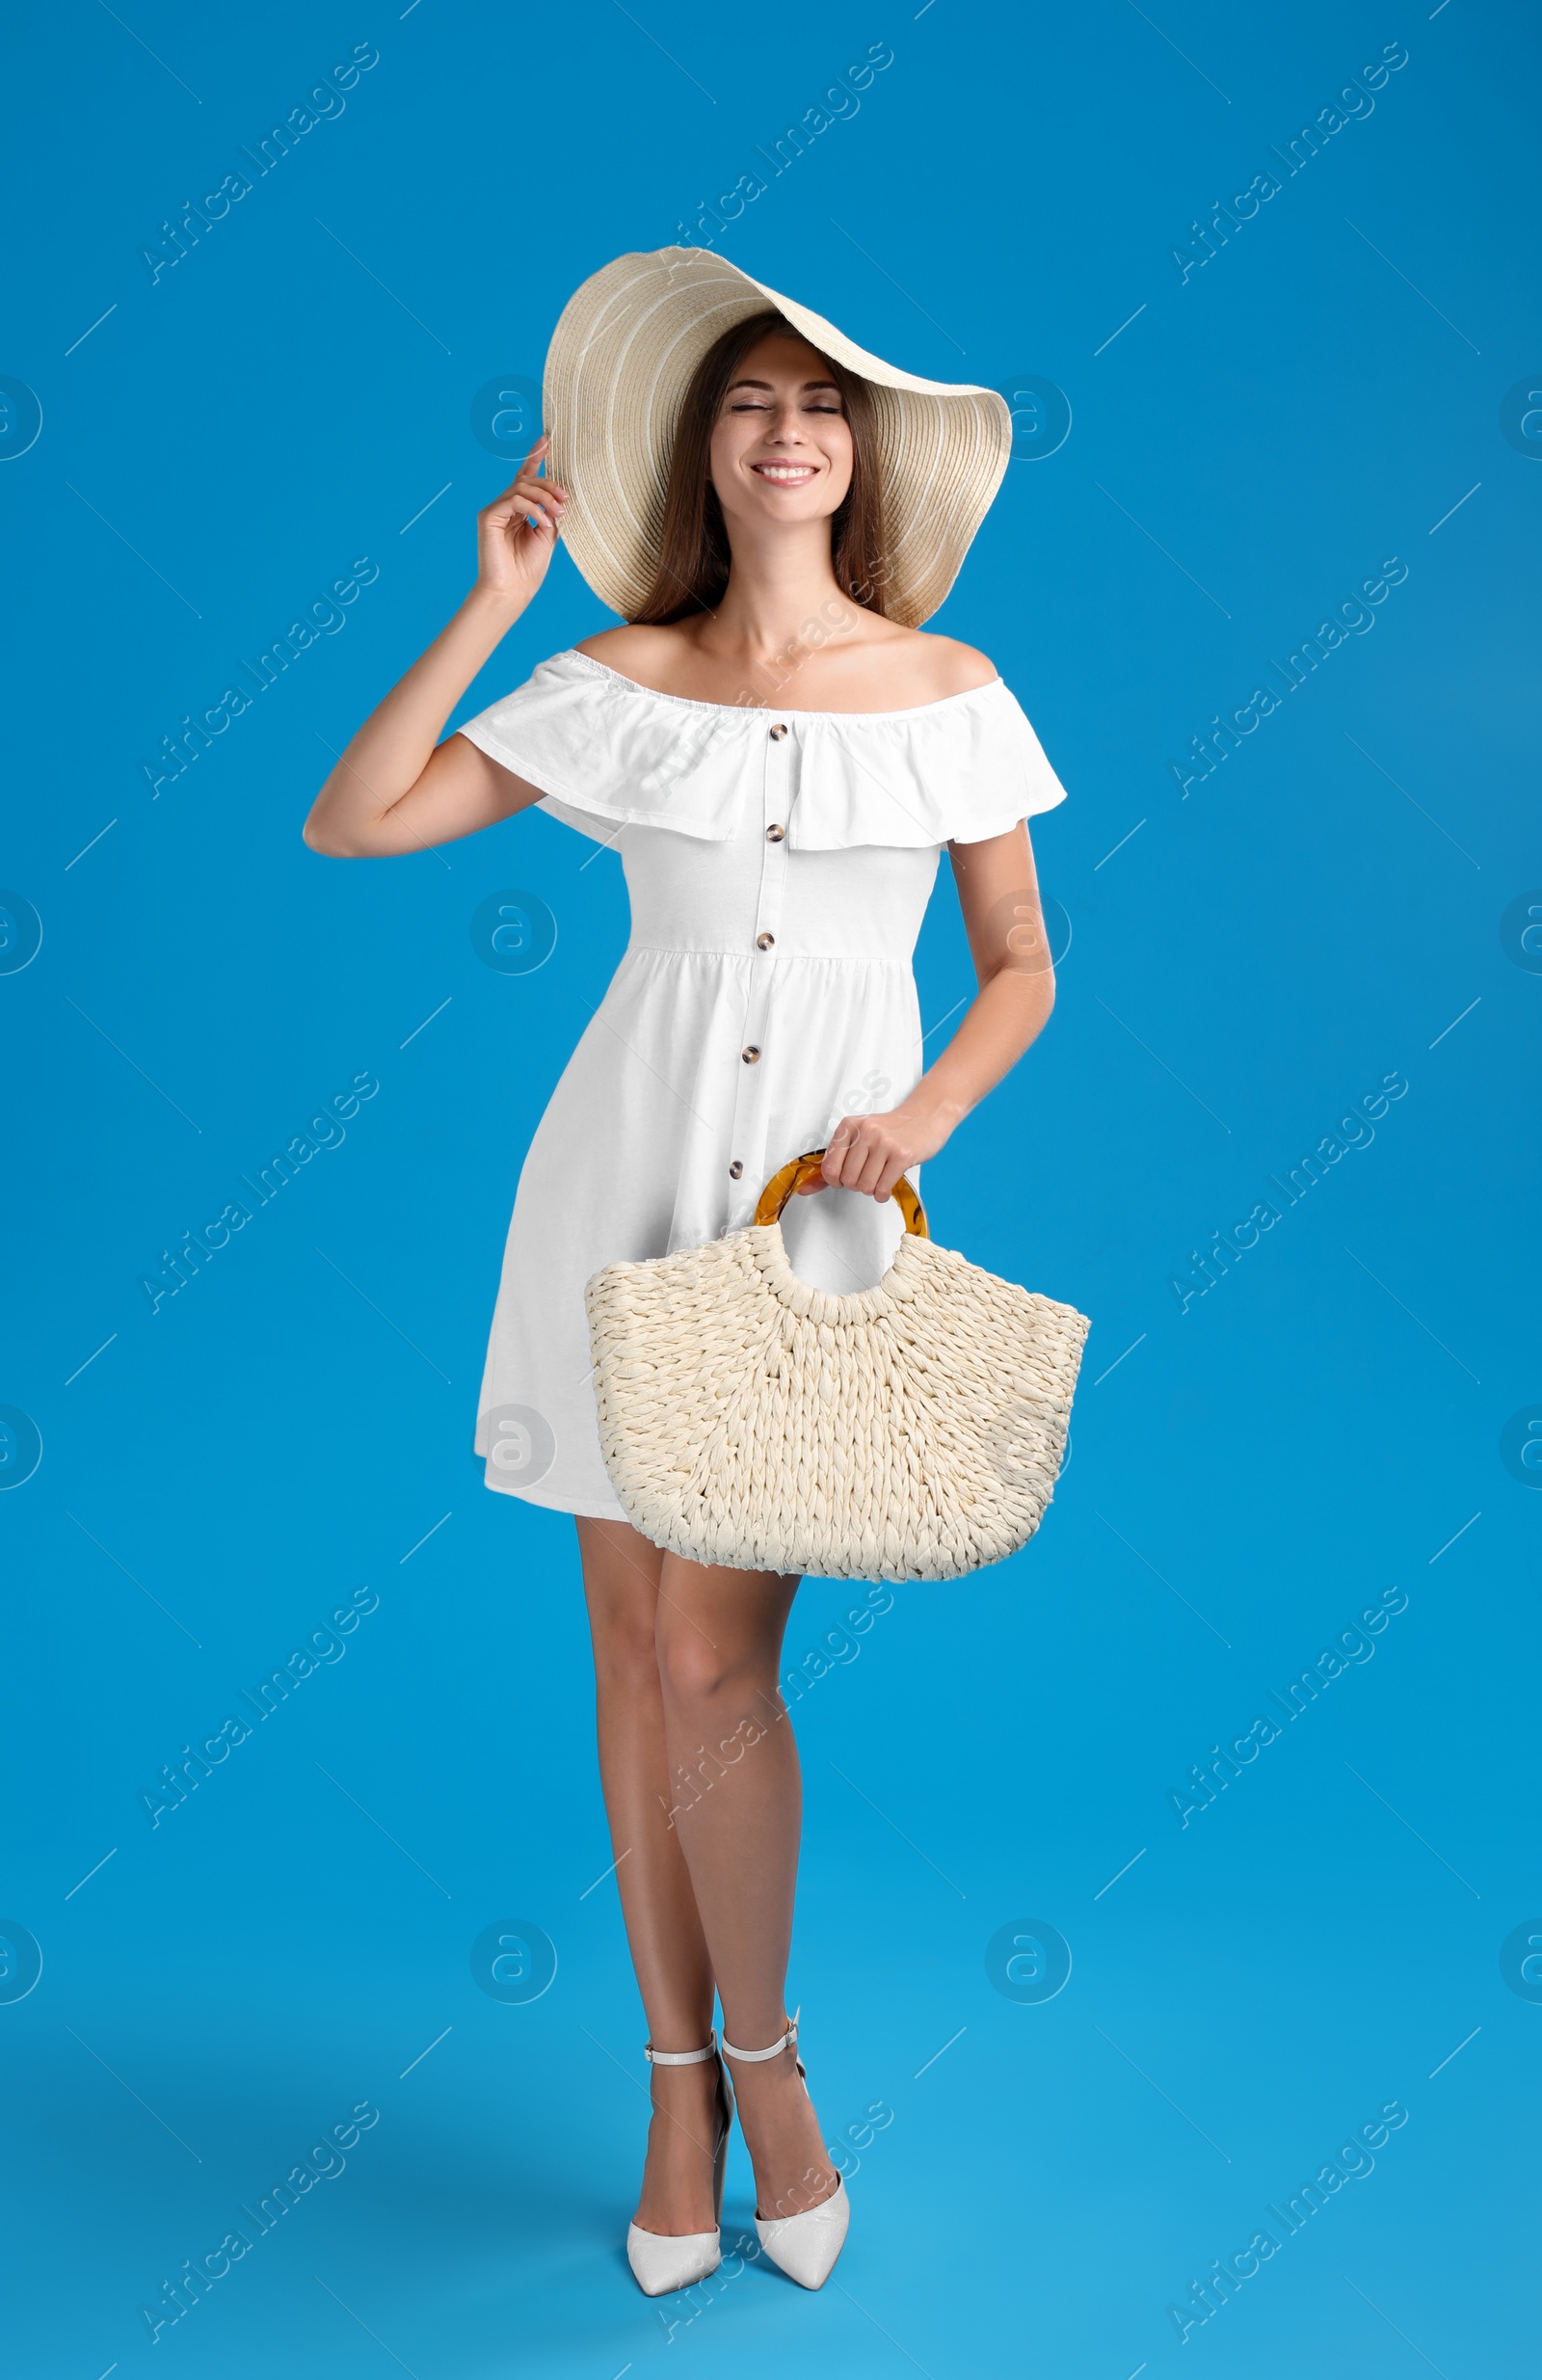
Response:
455,647,1068,850
562,647,1007,724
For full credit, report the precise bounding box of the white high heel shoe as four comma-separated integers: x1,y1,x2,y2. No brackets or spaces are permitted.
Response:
722,2009,849,2290
625,2030,734,2298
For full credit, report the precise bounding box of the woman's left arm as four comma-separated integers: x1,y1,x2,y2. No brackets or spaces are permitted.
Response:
810,821,1054,1201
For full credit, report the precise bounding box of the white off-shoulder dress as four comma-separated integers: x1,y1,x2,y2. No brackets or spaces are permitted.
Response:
455,649,1068,1521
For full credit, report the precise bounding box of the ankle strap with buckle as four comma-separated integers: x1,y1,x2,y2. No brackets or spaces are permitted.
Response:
721,2007,800,2063
643,2028,719,2067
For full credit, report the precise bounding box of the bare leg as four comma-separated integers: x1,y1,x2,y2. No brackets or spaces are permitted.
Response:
576,1518,721,2236
653,1553,840,2222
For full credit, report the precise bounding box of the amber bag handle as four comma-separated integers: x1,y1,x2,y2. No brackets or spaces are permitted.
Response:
754,1147,929,1239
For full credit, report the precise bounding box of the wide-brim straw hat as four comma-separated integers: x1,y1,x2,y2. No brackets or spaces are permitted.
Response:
543,247,1012,630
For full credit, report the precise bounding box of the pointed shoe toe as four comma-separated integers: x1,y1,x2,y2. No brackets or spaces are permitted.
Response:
626,2221,722,2296
754,2176,849,2289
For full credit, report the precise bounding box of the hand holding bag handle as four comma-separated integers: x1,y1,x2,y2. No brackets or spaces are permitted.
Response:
587,1141,1088,1580
754,1147,930,1241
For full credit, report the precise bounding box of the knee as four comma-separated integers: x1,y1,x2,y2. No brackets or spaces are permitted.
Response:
655,1627,736,1713
656,1619,778,1721
591,1611,661,1695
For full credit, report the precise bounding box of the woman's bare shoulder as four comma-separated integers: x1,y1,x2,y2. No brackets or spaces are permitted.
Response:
873,626,999,698
574,624,686,678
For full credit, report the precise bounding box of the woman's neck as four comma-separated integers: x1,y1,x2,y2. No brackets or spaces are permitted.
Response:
691,521,864,667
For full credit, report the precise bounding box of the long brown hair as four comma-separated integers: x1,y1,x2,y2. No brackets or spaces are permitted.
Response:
630,308,890,625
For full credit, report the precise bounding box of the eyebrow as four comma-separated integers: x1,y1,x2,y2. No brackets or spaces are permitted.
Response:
726,376,842,394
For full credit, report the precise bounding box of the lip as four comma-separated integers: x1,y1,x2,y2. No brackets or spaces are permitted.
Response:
749,461,819,484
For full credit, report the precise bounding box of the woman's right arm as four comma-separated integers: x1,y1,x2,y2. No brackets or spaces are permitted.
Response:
303,437,568,858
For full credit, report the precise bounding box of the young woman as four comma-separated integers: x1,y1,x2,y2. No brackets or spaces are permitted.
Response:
305,249,1067,2296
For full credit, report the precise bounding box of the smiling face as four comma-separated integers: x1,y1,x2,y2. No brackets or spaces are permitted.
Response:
707,332,855,534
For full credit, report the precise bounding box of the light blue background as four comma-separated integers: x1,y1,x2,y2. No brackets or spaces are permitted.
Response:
3,2,1538,2372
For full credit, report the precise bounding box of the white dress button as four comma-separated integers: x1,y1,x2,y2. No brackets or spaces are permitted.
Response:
769,723,787,740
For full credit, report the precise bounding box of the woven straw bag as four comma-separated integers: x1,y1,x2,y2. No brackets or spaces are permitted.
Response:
585,1151,1091,1581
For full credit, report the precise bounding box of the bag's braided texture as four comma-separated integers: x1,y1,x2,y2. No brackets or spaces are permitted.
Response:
586,1225,1090,1581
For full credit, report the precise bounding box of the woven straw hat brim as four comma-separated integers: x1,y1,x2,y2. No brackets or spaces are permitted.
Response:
543,248,1012,630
